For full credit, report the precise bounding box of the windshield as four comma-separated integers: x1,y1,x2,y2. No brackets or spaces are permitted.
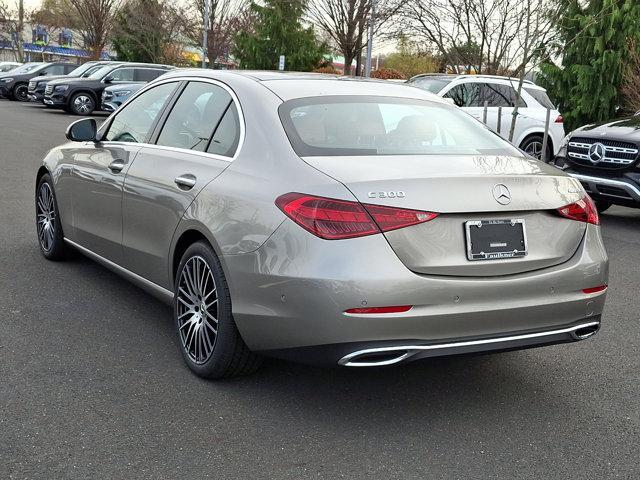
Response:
88,65,116,80
68,62,96,77
82,65,103,77
12,63,44,74
280,96,521,157
408,77,453,94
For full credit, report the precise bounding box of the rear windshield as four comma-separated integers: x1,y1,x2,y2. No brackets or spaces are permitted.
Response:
524,87,555,109
408,77,452,94
279,96,521,157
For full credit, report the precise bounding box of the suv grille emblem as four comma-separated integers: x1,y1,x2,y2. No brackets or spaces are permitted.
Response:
588,143,605,163
492,184,511,205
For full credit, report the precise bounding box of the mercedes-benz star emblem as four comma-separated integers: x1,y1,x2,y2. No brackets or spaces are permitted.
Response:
588,143,605,163
492,184,511,205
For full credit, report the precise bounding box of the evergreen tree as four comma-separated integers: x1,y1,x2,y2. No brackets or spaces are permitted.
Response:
540,0,640,131
233,0,328,71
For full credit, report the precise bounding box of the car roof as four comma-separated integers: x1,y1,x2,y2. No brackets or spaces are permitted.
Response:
160,69,448,103
411,73,546,91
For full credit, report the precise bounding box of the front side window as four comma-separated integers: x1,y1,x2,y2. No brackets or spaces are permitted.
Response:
104,82,177,143
280,96,521,157
156,81,234,153
107,68,135,82
43,65,67,75
443,83,481,107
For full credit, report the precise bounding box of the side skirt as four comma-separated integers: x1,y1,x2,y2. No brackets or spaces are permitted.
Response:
64,238,174,305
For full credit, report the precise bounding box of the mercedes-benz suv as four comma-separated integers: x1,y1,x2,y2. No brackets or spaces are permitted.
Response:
555,115,640,213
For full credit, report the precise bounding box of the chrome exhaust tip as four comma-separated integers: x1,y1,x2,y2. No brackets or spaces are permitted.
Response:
338,349,414,367
572,323,600,340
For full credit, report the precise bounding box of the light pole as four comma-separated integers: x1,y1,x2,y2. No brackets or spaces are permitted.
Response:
202,0,209,68
364,0,376,77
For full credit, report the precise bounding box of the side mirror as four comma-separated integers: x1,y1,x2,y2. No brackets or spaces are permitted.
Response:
442,97,456,105
104,76,114,84
66,118,97,142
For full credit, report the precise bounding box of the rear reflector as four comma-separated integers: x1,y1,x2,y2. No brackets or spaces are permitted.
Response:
582,285,607,294
555,115,564,123
275,192,438,239
345,305,413,314
556,195,599,225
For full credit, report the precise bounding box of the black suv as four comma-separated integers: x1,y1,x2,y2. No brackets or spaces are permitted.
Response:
555,115,640,213
28,61,114,104
0,62,76,101
43,62,173,115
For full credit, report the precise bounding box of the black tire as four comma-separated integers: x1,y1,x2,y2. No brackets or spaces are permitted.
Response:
69,92,95,115
174,241,262,379
35,174,68,260
520,134,553,162
12,83,29,102
595,200,612,214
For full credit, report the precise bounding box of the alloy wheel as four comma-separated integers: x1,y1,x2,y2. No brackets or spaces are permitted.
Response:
176,256,218,365
15,85,28,101
73,95,93,115
525,140,544,159
36,183,56,252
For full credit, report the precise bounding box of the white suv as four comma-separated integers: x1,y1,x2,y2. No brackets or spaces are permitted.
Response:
408,74,565,160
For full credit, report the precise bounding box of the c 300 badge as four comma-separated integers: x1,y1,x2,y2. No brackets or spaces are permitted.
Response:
368,191,405,199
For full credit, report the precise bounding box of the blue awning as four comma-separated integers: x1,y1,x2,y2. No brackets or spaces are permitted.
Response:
0,42,110,60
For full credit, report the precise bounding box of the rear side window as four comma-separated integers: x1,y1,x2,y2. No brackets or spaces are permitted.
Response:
481,83,526,108
135,68,167,82
156,81,234,153
207,103,240,157
524,87,555,109
104,82,177,142
443,83,481,107
280,96,520,157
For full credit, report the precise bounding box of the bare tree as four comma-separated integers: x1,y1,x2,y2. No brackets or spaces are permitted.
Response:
0,0,25,62
308,0,399,75
191,0,248,67
398,0,528,74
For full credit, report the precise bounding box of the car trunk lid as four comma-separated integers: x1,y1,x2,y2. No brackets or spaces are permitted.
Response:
303,154,587,276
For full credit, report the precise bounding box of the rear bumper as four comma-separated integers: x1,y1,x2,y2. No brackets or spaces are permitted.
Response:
224,220,608,356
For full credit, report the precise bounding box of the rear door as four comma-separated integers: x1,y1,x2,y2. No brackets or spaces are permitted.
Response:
70,81,179,263
121,79,241,286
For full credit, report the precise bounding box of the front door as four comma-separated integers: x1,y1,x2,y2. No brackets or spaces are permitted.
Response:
70,81,180,264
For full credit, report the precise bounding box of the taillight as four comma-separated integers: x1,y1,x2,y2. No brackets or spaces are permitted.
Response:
275,192,438,240
555,115,564,123
556,195,599,225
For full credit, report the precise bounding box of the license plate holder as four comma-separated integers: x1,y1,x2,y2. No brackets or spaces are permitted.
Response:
465,219,527,261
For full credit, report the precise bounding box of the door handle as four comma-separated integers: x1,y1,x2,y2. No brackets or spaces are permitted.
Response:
108,159,126,173
175,174,197,190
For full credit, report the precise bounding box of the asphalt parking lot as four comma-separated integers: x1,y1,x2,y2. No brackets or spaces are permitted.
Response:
1,100,639,479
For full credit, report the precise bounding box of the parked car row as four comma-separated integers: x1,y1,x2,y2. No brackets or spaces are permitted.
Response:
0,60,173,115
407,74,566,161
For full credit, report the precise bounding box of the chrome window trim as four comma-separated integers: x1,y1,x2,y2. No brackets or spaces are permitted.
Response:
97,76,246,162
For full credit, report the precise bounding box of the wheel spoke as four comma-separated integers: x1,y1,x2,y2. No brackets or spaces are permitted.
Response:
205,310,218,324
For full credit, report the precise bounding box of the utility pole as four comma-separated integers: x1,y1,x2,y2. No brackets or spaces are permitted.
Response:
364,0,376,77
202,0,209,68
16,0,24,62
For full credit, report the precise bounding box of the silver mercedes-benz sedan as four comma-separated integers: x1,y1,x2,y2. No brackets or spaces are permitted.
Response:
35,70,608,378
